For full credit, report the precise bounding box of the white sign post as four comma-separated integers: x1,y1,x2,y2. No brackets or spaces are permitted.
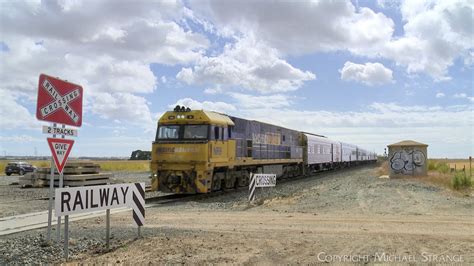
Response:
248,173,276,203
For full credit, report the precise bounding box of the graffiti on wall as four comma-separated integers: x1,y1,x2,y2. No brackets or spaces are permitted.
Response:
390,149,426,174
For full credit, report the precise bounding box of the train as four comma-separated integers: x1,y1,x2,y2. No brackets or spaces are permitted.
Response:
150,106,377,193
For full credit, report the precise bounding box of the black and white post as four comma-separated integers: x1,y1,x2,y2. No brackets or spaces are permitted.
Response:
249,173,256,203
131,183,145,237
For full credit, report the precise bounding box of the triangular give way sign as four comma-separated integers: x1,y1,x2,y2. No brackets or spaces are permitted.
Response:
47,138,74,174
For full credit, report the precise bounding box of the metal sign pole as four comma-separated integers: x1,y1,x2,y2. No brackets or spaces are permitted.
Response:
138,225,141,238
56,125,66,243
470,156,472,179
106,209,110,250
46,123,57,242
64,214,69,260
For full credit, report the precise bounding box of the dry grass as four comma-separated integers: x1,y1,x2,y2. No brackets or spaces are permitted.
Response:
376,160,389,176
448,162,472,172
430,159,472,171
419,171,453,189
95,160,150,172
0,160,150,173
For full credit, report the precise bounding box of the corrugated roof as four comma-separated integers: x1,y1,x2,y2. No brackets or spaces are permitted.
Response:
387,140,428,147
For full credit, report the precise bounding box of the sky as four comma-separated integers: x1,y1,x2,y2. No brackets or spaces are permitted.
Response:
0,0,473,158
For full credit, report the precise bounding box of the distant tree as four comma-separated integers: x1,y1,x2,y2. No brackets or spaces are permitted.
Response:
130,150,151,160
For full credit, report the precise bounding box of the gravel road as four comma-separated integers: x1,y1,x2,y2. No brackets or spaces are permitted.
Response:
1,165,473,264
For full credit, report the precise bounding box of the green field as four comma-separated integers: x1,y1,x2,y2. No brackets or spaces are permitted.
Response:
0,160,150,173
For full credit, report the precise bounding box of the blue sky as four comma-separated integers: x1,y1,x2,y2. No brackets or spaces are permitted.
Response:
0,0,473,158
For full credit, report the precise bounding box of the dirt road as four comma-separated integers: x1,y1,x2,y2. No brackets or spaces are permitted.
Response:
78,211,473,264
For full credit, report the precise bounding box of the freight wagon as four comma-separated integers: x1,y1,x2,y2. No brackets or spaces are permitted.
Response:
150,106,376,194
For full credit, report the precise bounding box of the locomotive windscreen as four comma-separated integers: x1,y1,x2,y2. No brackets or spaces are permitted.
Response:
156,124,209,141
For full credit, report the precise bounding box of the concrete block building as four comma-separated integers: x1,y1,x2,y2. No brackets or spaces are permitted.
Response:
388,140,428,177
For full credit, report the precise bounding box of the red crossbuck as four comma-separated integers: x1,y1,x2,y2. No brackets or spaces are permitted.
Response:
40,78,80,123
36,74,83,127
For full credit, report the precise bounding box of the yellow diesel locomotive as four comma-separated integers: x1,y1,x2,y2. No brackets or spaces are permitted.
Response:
150,106,303,193
150,106,376,194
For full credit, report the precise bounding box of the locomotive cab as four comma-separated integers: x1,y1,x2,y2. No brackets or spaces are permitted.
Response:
151,106,235,193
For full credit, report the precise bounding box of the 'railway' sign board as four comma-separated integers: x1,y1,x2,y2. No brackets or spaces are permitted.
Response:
54,183,145,220
47,138,74,174
36,74,83,127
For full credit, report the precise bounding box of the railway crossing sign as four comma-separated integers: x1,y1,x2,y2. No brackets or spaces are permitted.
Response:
55,183,145,259
255,173,277,187
36,74,83,127
47,138,74,174
249,173,277,202
55,183,145,217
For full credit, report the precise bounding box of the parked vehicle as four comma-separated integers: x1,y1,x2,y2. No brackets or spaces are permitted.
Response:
4,162,37,176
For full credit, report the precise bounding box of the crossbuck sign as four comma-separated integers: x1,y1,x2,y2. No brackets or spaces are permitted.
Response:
36,74,83,127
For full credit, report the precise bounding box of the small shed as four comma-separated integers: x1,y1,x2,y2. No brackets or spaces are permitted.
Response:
387,140,428,177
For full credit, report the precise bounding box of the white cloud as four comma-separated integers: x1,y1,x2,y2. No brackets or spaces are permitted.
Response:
191,0,472,81
204,86,223,95
0,135,42,143
191,1,394,56
453,93,467,98
0,0,209,129
376,0,401,9
382,0,473,80
340,61,393,86
176,36,315,93
436,92,445,98
0,89,40,129
170,98,236,113
453,93,474,102
229,92,292,109
91,92,154,130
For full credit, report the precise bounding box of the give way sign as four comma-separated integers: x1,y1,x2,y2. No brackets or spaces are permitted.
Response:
47,138,74,174
36,74,83,127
